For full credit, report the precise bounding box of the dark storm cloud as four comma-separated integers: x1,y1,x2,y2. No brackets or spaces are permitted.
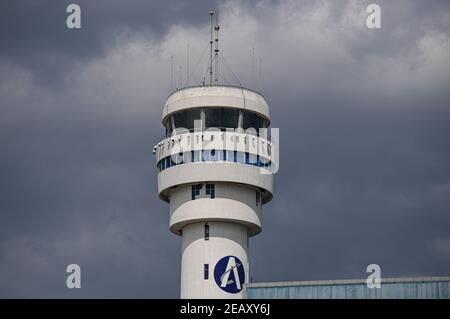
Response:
0,0,449,297
0,0,232,85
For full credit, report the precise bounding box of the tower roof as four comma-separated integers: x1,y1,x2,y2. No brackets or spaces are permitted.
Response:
162,85,270,124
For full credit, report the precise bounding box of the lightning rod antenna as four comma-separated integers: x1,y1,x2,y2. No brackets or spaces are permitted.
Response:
209,11,214,86
252,47,255,85
214,17,220,85
170,55,174,91
260,56,262,90
186,44,190,86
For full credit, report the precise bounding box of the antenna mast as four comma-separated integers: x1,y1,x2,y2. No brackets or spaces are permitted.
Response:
186,44,190,86
209,11,214,86
252,47,255,85
170,55,174,91
214,19,220,85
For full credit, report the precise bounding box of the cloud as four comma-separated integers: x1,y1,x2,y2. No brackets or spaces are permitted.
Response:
0,0,449,297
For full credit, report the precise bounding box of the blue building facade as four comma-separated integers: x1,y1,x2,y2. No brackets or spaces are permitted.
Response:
247,277,450,299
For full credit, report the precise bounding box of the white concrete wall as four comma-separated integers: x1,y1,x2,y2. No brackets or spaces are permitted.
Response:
180,221,249,299
169,183,262,236
157,162,273,204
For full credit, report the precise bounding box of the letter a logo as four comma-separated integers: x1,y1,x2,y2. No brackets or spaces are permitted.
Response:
214,256,245,293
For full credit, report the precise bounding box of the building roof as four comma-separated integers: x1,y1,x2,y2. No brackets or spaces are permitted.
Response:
247,276,450,299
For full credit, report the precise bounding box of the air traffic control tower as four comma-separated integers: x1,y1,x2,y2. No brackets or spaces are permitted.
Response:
152,12,276,299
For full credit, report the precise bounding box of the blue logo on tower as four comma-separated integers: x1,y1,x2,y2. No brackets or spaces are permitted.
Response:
214,255,245,293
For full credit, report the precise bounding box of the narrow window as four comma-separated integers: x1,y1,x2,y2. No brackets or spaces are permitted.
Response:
196,184,202,195
206,184,215,199
256,191,261,206
204,223,209,240
204,264,209,280
192,184,202,200
202,149,209,162
226,150,234,163
210,184,215,199
236,151,245,164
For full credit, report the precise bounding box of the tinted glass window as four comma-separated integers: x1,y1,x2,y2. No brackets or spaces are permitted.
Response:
256,116,265,130
204,264,209,279
164,116,173,137
243,111,267,131
205,107,239,129
205,108,222,129
173,111,186,129
243,111,257,130
222,108,239,128
186,108,201,131
173,109,201,132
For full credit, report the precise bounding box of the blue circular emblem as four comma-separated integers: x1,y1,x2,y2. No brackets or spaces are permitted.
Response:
214,255,245,293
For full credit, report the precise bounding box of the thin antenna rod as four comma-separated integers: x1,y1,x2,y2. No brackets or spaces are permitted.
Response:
170,55,174,91
179,65,182,88
259,57,262,90
209,11,214,86
186,44,190,86
251,47,255,85
214,19,220,84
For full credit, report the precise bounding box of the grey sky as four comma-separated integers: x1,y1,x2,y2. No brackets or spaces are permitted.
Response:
0,0,449,298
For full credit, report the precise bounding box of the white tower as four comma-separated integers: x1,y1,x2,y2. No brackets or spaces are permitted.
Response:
153,85,275,298
152,13,275,299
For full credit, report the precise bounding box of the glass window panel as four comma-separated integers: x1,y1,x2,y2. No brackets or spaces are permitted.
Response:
236,151,245,164
170,156,177,166
243,111,257,130
202,150,210,161
217,150,226,161
243,111,267,134
185,109,201,131
173,111,187,129
193,150,201,162
205,108,222,129
256,116,265,130
204,223,209,240
183,151,191,164
164,116,173,136
210,149,217,161
222,108,239,128
246,153,258,165
204,264,209,279
210,184,215,199
226,150,235,162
